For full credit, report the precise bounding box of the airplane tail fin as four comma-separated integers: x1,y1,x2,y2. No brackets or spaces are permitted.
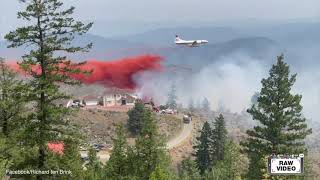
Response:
175,34,182,41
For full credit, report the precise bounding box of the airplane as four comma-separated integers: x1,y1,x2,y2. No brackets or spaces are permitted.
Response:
174,35,208,47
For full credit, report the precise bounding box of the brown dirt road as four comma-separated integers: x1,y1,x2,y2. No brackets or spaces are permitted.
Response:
80,116,194,164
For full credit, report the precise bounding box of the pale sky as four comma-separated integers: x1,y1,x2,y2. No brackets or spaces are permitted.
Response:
1,0,320,38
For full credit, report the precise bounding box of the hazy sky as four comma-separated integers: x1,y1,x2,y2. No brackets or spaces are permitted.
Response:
1,0,320,38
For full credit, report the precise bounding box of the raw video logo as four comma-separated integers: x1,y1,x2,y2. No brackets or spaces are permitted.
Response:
268,154,304,175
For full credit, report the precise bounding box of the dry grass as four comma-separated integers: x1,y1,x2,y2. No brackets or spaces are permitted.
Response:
69,109,183,146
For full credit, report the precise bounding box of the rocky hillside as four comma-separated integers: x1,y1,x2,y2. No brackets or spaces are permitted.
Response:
69,108,183,146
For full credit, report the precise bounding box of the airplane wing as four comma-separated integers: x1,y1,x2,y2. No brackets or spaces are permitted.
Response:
191,41,197,46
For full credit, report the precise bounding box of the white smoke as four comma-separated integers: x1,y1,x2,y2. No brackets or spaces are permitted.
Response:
294,67,320,123
176,54,266,112
135,53,265,110
136,52,320,123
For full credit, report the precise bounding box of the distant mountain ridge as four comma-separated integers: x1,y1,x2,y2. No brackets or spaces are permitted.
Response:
0,32,278,62
1,22,319,67
121,26,246,45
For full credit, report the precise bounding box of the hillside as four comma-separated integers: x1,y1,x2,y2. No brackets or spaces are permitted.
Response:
69,108,183,147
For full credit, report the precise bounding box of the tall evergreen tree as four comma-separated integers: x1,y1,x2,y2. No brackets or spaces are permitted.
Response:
194,121,212,174
211,114,227,165
0,58,29,176
105,124,130,179
133,108,172,179
206,139,248,180
241,55,312,179
179,157,201,180
126,145,139,180
83,147,104,180
0,136,10,179
5,0,92,178
128,100,145,135
149,165,172,180
45,139,85,179
0,58,26,137
166,83,178,109
87,147,99,170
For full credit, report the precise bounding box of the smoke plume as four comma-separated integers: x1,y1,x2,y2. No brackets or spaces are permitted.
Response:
136,52,320,124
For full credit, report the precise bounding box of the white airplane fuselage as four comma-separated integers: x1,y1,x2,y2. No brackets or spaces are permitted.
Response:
175,36,208,47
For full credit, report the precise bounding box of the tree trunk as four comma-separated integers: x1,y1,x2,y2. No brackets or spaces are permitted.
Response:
37,7,46,179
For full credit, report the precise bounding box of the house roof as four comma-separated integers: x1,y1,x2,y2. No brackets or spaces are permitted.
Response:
83,95,101,101
121,94,137,100
102,87,135,95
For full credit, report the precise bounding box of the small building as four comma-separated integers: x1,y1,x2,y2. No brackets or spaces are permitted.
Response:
101,88,138,107
103,93,137,107
83,95,102,106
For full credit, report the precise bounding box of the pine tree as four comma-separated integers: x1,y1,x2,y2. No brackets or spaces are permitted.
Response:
44,123,86,179
87,147,99,169
105,124,130,179
207,139,248,180
126,146,139,179
194,121,212,174
5,0,92,178
128,100,145,135
45,140,85,179
241,55,312,179
0,58,26,137
133,108,172,179
149,165,172,180
0,136,11,179
179,157,201,180
0,58,29,176
166,83,178,109
202,97,210,112
211,114,227,165
83,147,104,180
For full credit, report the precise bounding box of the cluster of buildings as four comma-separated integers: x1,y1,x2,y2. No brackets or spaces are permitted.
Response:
68,89,139,109
83,93,138,107
67,88,171,114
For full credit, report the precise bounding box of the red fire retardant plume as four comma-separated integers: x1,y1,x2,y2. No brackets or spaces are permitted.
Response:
7,55,164,90
47,142,64,155
72,55,164,89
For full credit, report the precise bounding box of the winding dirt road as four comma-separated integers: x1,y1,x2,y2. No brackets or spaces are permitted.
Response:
167,121,193,149
81,116,194,163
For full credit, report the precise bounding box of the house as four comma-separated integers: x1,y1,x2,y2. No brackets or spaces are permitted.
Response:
83,95,102,106
101,88,138,107
103,93,137,107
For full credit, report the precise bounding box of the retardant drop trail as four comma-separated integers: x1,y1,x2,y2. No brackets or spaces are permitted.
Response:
8,55,164,90
73,55,164,89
